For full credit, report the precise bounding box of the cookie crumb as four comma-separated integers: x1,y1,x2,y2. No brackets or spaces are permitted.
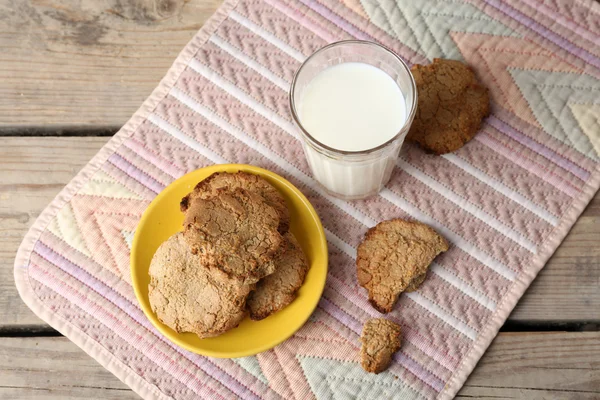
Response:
361,318,402,373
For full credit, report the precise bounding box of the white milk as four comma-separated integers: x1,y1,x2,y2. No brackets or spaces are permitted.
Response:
297,62,408,198
299,62,406,151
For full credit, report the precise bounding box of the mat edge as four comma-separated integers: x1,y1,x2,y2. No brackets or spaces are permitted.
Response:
438,163,600,400
13,0,241,398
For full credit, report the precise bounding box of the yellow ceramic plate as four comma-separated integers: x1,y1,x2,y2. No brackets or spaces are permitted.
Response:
131,164,328,358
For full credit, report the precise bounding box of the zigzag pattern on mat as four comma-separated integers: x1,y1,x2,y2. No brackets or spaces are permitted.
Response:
22,0,599,399
355,0,600,161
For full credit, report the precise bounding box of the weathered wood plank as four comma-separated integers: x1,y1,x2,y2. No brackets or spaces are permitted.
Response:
1,137,599,327
0,0,222,130
1,137,109,326
510,195,600,322
458,331,600,399
0,337,139,399
1,333,598,399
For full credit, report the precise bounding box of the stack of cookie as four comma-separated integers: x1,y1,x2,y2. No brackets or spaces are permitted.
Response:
148,172,309,338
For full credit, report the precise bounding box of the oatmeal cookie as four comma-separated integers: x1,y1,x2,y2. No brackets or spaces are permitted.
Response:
360,318,402,373
181,171,290,233
148,233,252,338
407,58,489,154
405,272,427,293
357,219,449,313
182,187,282,284
247,232,309,320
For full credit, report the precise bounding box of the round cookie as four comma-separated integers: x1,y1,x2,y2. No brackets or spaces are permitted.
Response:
183,187,283,284
360,318,402,374
148,233,252,338
181,172,290,233
247,232,309,321
407,58,489,155
356,219,449,313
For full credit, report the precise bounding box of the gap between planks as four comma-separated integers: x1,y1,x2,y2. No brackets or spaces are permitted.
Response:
0,127,118,137
0,320,598,338
0,0,224,128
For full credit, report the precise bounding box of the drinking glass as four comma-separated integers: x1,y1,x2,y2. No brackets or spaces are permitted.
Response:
289,40,417,200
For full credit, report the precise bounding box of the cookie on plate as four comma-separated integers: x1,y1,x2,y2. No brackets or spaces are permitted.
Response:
407,58,489,154
182,187,283,284
360,318,402,373
181,171,290,233
148,233,252,338
357,219,449,313
247,232,309,320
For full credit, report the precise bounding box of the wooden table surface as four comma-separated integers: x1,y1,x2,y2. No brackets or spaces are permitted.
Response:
1,1,599,399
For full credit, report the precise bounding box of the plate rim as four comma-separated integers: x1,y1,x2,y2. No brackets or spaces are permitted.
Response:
130,164,328,358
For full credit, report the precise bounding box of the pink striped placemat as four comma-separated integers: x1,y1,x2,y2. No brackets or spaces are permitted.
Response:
15,0,600,398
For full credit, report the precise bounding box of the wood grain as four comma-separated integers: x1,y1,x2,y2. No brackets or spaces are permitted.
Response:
1,137,599,327
1,333,598,399
0,0,222,131
510,194,600,322
1,137,109,326
0,337,138,399
458,332,600,399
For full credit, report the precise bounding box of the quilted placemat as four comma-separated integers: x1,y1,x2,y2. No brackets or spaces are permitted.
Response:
15,0,600,398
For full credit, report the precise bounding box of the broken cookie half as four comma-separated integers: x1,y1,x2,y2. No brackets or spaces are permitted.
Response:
361,318,402,373
356,218,449,313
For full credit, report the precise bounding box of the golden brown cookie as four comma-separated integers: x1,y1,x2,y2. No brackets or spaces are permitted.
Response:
247,232,309,320
181,172,290,233
148,233,253,338
182,187,283,284
357,219,449,313
407,58,489,155
404,272,427,293
360,318,402,373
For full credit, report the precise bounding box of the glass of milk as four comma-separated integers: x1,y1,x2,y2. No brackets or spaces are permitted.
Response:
290,40,417,200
